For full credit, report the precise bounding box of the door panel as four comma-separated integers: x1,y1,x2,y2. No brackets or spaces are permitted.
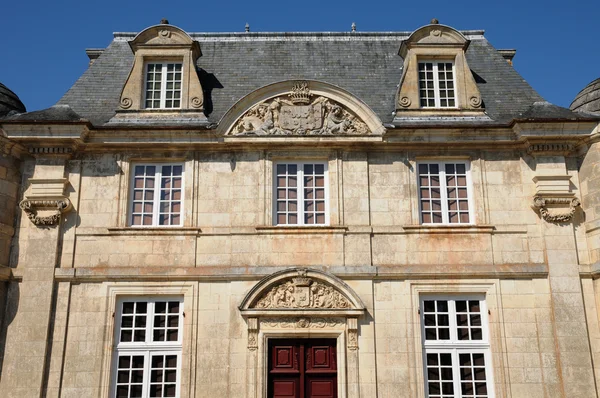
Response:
268,339,337,398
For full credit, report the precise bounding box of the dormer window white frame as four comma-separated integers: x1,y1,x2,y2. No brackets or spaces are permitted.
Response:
418,61,456,108
144,62,183,109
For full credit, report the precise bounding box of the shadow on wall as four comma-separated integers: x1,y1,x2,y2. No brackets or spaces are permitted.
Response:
0,281,19,381
198,68,224,118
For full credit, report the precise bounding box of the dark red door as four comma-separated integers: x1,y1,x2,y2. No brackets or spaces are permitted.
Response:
268,339,337,398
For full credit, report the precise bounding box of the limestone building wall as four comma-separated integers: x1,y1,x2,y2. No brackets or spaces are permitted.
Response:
0,141,598,397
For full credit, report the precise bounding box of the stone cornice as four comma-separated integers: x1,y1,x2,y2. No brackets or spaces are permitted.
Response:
53,263,549,282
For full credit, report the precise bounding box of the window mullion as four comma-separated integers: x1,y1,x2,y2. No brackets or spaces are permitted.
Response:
452,348,461,398
439,164,450,224
433,63,441,108
160,64,167,109
154,166,161,226
298,164,305,226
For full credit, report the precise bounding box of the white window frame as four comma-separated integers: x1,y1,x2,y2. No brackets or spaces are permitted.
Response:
111,297,184,398
273,161,330,226
420,295,494,398
418,61,457,109
144,62,183,109
128,163,184,227
417,161,474,225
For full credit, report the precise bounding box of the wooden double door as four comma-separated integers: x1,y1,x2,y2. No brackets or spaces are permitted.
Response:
268,338,337,398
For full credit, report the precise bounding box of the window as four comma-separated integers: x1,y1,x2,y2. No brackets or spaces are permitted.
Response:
130,164,183,227
113,298,183,398
417,162,472,224
145,63,183,109
421,297,493,398
419,61,456,108
274,162,328,226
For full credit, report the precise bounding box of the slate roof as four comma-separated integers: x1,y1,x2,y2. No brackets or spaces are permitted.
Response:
570,78,600,114
0,82,26,117
7,30,594,127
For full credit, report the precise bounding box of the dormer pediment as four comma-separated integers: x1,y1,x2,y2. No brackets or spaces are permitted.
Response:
399,24,469,57
129,24,201,57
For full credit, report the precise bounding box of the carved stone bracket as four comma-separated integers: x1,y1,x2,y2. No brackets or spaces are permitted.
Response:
20,178,73,227
247,317,258,351
19,199,72,226
533,196,580,223
347,317,358,351
229,81,370,136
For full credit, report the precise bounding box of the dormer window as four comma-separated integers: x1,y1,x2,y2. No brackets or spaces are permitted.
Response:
418,61,456,108
145,63,183,109
395,22,484,118
110,22,207,125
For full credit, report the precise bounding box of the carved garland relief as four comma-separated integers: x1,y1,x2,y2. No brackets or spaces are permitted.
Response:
231,81,370,136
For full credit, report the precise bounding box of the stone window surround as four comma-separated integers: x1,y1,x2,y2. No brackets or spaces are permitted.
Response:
100,282,197,398
396,24,484,116
420,295,494,398
128,162,185,227
115,24,205,117
272,161,330,226
416,160,475,225
265,150,340,227
112,296,184,398
411,281,502,398
117,156,194,228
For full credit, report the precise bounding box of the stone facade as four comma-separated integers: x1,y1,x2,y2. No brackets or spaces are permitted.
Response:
1,21,600,398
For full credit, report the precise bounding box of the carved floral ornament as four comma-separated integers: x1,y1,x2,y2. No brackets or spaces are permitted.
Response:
19,199,72,226
239,268,365,351
229,81,370,136
532,196,580,223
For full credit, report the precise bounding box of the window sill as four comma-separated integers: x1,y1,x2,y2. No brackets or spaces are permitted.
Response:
255,226,348,235
402,225,495,234
102,227,201,236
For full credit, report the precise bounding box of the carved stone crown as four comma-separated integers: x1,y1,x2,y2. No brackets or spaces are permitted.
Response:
292,276,312,287
289,81,312,104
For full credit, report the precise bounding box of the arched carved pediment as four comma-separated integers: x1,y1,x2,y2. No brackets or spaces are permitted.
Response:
129,24,200,54
222,80,385,137
240,269,365,352
239,268,365,314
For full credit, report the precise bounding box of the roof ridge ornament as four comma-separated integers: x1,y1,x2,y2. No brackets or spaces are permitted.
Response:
160,18,169,25
430,18,439,24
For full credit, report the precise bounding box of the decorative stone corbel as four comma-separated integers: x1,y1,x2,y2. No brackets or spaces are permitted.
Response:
19,178,73,227
532,196,580,223
531,175,580,223
247,317,258,351
20,199,72,226
347,317,358,350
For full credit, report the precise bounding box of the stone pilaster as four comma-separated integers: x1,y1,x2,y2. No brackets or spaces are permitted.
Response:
0,157,68,397
535,156,596,397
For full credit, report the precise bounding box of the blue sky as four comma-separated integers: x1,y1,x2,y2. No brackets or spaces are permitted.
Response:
2,0,598,112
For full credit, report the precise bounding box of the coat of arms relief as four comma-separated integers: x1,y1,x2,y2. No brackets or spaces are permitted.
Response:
231,81,370,136
255,273,351,309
